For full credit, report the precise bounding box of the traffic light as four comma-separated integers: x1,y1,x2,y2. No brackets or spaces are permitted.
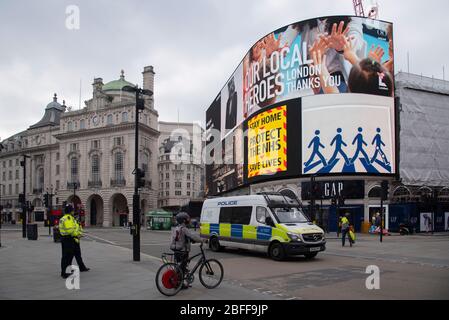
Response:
136,168,146,188
43,193,49,207
19,193,25,204
381,181,389,200
136,97,145,111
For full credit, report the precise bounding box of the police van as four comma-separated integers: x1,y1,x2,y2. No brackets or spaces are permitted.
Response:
200,193,326,261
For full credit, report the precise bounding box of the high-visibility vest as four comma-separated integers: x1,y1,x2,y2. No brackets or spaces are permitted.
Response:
59,214,77,236
74,220,83,238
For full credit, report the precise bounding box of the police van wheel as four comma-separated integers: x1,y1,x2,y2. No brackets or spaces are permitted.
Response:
209,237,222,252
304,253,318,259
269,242,285,261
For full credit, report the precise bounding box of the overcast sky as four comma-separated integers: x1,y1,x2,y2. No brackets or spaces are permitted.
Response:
0,0,448,140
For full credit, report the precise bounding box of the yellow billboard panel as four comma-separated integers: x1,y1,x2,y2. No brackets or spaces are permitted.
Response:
248,105,287,178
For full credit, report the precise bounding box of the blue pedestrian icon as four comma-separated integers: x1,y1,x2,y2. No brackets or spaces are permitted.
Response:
371,128,391,170
304,130,327,169
350,127,371,165
328,128,350,166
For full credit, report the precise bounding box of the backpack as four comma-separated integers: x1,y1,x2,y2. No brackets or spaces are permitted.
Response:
170,225,186,251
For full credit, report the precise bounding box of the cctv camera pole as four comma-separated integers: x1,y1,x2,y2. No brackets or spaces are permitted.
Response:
123,84,152,262
133,88,141,262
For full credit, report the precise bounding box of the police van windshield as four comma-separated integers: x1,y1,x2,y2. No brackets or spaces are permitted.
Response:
271,207,309,224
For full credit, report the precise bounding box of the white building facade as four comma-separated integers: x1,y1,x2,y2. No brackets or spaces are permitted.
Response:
0,66,160,227
157,121,205,212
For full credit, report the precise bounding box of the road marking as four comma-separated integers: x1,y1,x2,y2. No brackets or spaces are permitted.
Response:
84,233,117,245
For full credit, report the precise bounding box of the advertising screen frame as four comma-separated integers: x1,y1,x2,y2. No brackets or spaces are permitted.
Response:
205,15,397,196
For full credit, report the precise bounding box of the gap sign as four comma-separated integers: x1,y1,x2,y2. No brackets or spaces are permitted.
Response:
301,180,365,200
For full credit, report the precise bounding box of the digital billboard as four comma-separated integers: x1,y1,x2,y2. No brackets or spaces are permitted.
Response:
205,15,395,196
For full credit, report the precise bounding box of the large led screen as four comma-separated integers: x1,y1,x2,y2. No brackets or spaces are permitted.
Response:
205,15,395,196
301,94,396,175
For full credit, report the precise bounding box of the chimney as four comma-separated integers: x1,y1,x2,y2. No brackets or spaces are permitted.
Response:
93,78,103,94
142,66,155,93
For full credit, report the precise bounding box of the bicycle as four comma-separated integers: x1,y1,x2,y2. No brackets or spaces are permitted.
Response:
155,243,224,296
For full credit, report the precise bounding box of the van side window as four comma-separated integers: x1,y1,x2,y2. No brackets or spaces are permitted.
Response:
231,207,252,225
256,207,269,224
219,206,252,225
219,207,233,223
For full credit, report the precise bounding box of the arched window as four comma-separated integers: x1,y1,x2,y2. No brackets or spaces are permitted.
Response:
80,119,86,130
368,186,382,198
67,122,73,132
114,152,124,181
107,114,113,125
122,112,128,123
91,155,100,182
71,157,79,183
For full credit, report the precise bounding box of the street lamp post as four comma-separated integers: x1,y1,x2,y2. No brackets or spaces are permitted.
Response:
20,155,31,238
123,85,153,262
46,185,54,236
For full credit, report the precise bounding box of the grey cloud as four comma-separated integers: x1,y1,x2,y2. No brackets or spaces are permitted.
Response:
1,0,448,140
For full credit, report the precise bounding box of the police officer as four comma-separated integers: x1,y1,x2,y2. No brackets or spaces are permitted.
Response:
73,213,90,273
59,205,89,279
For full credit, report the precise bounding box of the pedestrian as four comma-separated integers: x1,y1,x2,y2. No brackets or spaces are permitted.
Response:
341,212,353,247
337,216,342,238
170,212,207,289
59,204,89,279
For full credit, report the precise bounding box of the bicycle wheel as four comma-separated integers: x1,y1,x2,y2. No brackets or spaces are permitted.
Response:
155,263,184,296
199,259,224,289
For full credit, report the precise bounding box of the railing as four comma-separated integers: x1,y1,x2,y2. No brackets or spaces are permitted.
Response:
88,180,102,188
67,182,80,189
110,178,126,187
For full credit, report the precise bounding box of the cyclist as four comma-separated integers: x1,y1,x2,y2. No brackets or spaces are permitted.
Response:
170,212,207,289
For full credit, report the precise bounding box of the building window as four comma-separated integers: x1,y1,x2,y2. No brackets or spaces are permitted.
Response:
114,152,124,181
92,140,100,149
107,114,113,125
16,159,19,166
2,172,5,181
15,170,19,179
175,191,182,196
187,182,191,188
187,174,191,180
67,121,73,131
70,143,78,152
166,191,169,197
187,191,191,196
2,161,5,168
56,165,60,175
71,157,79,183
56,153,60,161
9,171,12,180
141,153,149,178
15,184,19,194
56,180,60,191
8,184,12,195
9,160,12,167
92,155,100,182
175,182,182,188
122,112,128,123
166,182,169,188
36,168,44,191
114,137,123,146
80,119,86,130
